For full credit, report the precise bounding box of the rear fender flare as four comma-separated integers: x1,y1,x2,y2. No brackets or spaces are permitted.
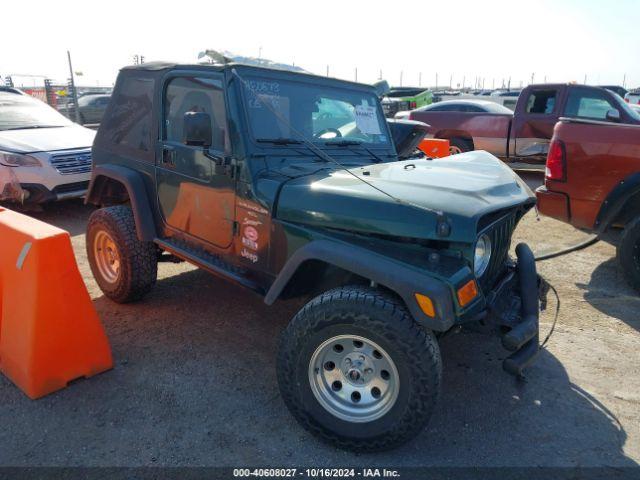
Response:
265,240,456,332
86,164,157,241
595,172,640,232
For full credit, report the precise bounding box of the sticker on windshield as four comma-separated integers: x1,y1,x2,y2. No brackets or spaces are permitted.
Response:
354,105,381,135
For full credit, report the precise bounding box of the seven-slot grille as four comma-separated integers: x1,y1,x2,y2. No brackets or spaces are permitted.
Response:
50,150,92,175
478,211,517,292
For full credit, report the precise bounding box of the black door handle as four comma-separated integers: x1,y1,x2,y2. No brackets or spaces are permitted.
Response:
162,147,176,166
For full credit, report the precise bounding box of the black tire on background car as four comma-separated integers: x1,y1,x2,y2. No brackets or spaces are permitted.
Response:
449,137,473,155
86,205,158,303
277,285,442,452
617,216,640,293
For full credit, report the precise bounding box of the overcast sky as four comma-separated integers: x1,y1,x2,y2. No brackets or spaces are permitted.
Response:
2,0,638,89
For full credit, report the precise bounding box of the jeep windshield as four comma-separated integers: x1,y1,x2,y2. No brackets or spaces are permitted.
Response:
241,77,390,146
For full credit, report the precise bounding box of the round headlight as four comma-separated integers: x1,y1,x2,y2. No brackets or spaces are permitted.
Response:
474,234,492,277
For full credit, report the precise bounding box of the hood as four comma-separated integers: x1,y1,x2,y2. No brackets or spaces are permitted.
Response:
275,150,535,243
0,125,95,153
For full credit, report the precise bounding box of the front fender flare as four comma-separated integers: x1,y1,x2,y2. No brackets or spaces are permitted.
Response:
86,164,157,241
265,240,456,332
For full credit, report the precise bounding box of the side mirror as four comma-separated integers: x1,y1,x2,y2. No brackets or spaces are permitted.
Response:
606,109,621,123
183,111,212,147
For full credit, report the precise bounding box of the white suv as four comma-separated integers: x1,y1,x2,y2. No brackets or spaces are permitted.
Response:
0,88,96,203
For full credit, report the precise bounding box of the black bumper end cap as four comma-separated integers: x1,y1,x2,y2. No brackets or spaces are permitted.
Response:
502,314,538,351
502,337,539,376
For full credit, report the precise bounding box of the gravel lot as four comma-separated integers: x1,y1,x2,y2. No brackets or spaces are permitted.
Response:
0,174,639,468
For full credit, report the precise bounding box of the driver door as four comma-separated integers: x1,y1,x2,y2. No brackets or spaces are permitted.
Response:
156,74,235,249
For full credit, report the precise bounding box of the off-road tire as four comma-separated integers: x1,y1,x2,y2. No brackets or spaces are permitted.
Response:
449,137,473,155
277,285,442,452
86,205,157,303
617,216,640,293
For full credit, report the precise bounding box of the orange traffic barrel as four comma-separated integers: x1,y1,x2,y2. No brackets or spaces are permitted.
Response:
0,206,112,399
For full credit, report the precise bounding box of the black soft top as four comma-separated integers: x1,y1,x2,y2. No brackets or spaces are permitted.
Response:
119,61,373,90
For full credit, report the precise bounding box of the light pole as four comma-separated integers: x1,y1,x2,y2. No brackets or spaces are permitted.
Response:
67,50,80,124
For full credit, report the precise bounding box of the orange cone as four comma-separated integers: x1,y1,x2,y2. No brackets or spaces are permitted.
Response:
0,206,112,399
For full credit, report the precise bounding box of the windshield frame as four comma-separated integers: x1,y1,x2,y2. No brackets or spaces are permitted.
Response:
236,70,392,150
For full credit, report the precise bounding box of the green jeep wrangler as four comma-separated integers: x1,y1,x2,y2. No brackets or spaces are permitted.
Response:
85,60,542,452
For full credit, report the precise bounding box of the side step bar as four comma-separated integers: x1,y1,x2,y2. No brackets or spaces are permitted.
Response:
155,239,265,295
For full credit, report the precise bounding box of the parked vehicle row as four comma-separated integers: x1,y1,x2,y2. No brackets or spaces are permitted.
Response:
406,83,640,167
58,93,111,125
381,86,432,117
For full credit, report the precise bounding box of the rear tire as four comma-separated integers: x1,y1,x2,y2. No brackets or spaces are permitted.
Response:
617,216,640,293
86,205,157,303
277,286,441,452
449,137,473,155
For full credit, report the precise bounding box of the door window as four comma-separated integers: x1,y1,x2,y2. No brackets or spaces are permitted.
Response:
564,87,617,121
525,90,557,114
428,104,463,112
164,76,229,152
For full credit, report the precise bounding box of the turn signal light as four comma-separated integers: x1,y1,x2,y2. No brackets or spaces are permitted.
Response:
457,280,478,307
415,293,435,317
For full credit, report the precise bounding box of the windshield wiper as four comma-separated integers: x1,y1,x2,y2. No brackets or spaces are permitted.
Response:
256,137,302,145
326,139,385,163
2,125,64,131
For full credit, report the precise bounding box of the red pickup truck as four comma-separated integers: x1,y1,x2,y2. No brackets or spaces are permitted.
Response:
536,116,640,291
409,84,640,170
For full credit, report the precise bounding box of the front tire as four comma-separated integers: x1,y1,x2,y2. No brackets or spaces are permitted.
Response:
277,286,441,452
86,205,158,303
617,216,640,293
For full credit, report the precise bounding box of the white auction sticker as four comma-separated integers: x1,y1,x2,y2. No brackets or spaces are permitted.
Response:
354,105,381,135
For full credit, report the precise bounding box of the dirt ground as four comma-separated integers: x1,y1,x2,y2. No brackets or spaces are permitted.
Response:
0,175,639,468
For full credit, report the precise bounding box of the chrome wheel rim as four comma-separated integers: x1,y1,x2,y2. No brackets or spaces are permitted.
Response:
94,230,121,284
308,334,399,423
449,145,463,155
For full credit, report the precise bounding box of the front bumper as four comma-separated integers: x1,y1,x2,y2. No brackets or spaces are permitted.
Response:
0,181,88,203
485,243,545,376
0,149,91,204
